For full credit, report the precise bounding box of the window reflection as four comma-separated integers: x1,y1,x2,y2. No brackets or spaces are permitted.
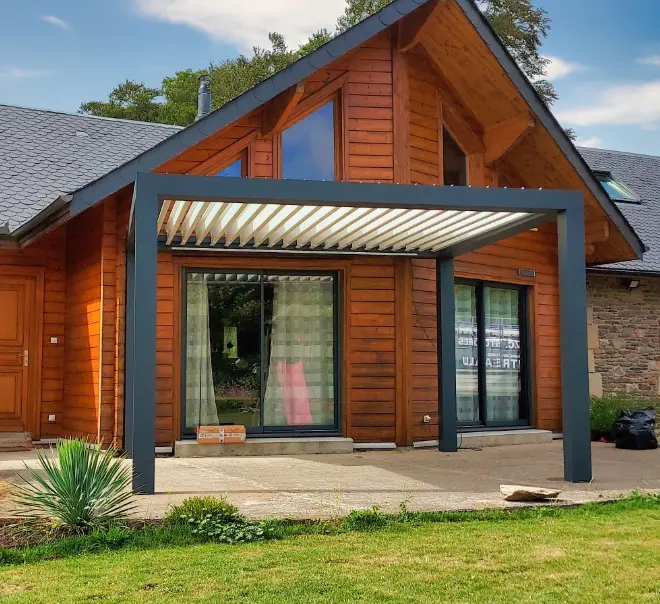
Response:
282,101,336,181
217,158,243,178
455,284,479,423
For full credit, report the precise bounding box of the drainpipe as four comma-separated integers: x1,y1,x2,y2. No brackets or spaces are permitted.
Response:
195,75,213,121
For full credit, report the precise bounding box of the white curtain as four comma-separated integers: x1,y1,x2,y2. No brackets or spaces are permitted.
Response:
185,278,219,428
263,278,334,426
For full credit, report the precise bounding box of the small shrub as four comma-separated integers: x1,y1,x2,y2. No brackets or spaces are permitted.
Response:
186,517,266,544
164,496,265,544
15,438,134,534
590,394,658,441
164,496,240,526
344,506,388,532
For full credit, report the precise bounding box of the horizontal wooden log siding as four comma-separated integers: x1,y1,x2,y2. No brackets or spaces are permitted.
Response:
148,254,399,445
0,229,66,438
349,257,397,442
63,204,104,439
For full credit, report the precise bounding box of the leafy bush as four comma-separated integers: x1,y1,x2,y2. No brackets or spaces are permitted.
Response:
164,496,240,526
15,439,134,534
185,517,266,543
590,394,658,441
344,506,388,532
164,496,266,544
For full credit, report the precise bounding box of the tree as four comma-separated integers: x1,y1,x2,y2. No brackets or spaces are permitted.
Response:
79,80,164,123
80,0,557,125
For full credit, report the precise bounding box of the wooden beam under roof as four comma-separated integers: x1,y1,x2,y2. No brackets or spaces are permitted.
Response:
397,0,445,53
262,82,305,136
484,114,535,165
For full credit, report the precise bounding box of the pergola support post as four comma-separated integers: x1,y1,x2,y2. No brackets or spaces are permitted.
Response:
437,256,457,452
127,185,159,494
557,204,592,482
124,251,135,458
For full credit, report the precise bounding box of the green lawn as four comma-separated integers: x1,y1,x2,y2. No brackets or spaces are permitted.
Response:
2,504,660,603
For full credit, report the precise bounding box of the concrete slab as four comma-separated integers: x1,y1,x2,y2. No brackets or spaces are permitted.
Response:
175,437,354,457
413,429,553,449
1,442,659,520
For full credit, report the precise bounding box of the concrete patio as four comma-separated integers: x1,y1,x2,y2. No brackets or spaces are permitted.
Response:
1,442,659,519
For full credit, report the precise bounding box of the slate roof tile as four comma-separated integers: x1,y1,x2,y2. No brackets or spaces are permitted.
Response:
579,146,660,274
0,104,180,232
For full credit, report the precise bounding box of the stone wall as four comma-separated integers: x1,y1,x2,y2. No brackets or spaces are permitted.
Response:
586,273,660,397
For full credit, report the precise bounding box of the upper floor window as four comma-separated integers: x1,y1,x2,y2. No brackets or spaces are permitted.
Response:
594,171,639,203
443,129,467,186
217,153,246,178
281,100,337,181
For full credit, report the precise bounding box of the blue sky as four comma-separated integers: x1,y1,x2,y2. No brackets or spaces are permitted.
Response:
2,0,660,155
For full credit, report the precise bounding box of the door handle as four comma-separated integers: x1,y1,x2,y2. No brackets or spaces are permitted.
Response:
23,349,28,367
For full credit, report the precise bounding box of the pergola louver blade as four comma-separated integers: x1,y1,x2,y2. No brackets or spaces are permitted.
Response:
157,199,538,255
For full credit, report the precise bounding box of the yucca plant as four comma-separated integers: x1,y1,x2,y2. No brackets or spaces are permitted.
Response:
15,438,135,534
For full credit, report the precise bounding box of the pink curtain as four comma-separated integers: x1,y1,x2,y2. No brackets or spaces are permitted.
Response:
274,360,312,425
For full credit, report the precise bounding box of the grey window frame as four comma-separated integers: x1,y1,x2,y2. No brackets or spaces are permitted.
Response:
180,268,342,438
455,278,532,430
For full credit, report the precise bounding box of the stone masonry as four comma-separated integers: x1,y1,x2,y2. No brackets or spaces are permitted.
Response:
587,274,660,397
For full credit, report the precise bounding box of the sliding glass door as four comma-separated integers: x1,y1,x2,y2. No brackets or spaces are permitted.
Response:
455,280,530,427
183,270,339,436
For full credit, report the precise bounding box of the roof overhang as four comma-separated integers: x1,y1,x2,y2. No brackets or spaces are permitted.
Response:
130,173,578,259
11,0,642,262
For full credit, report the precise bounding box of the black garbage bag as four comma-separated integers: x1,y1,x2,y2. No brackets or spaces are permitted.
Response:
613,409,659,450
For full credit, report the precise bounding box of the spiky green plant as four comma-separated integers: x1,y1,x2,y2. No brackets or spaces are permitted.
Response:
15,439,135,533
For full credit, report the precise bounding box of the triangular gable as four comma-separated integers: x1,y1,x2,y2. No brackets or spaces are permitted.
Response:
20,0,642,262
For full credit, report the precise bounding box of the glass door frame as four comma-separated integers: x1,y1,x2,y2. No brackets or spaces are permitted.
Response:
455,278,532,430
180,267,342,438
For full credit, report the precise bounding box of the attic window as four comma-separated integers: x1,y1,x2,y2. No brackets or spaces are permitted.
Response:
594,171,640,203
216,152,247,178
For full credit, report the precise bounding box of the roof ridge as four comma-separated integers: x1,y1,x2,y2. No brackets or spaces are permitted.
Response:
0,102,183,130
578,146,660,162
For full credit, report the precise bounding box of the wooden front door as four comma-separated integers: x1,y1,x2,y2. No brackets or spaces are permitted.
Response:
0,275,36,433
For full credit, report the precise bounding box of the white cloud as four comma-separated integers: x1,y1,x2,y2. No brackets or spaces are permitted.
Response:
557,81,660,128
41,15,71,29
575,136,603,148
541,55,584,80
134,0,345,51
0,67,55,79
638,55,660,67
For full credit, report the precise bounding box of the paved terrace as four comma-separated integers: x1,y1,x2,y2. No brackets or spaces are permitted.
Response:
1,442,659,519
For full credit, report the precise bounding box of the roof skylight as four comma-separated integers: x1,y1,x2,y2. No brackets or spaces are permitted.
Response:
594,171,640,203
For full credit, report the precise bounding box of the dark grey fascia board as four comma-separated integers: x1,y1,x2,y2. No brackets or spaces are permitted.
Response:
457,0,645,260
68,0,429,219
10,194,72,243
133,172,578,213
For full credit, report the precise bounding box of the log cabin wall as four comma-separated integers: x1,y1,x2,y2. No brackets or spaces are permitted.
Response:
62,204,104,439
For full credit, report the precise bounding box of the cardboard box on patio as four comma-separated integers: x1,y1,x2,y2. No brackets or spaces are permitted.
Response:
196,425,247,445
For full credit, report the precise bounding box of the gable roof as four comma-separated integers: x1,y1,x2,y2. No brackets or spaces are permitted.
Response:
0,0,645,262
0,104,180,233
580,146,660,274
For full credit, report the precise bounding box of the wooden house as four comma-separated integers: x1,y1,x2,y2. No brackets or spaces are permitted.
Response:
0,0,644,491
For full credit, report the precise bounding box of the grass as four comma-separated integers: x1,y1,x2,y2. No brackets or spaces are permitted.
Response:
2,496,660,602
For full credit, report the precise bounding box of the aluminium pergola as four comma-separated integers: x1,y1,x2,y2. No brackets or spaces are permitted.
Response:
126,173,592,494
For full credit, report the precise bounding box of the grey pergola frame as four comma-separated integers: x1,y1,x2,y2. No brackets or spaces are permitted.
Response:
126,172,591,494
